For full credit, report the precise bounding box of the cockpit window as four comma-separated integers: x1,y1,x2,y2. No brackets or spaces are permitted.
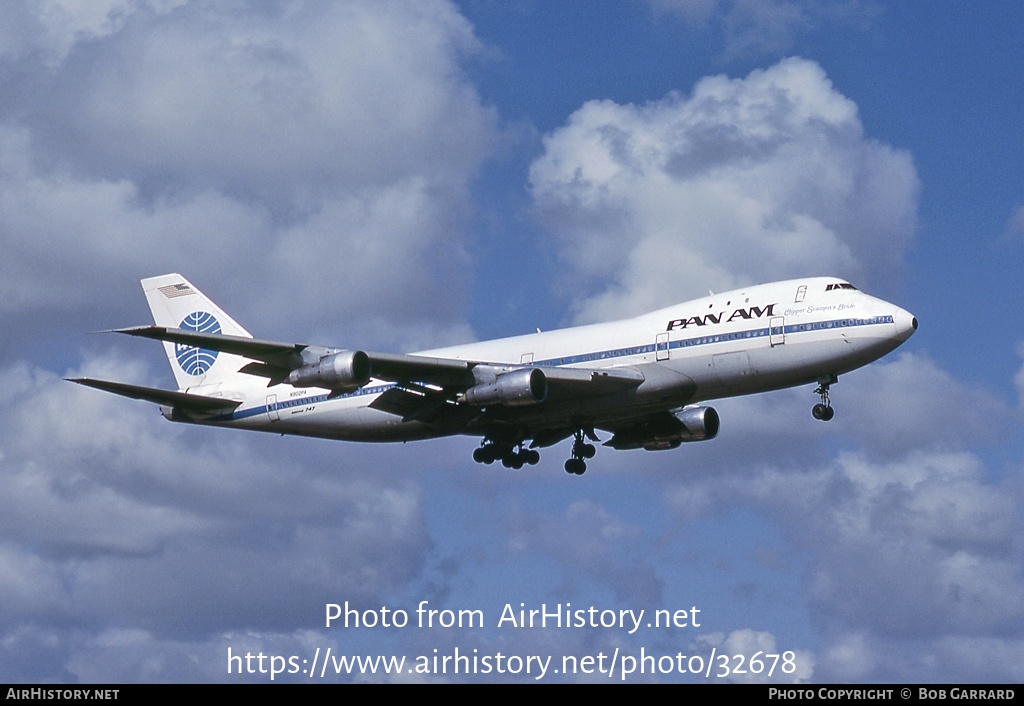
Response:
825,282,858,292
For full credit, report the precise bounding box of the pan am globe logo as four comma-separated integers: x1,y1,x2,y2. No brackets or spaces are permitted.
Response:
175,311,221,376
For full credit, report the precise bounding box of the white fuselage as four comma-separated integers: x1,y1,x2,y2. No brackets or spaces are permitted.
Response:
186,278,916,443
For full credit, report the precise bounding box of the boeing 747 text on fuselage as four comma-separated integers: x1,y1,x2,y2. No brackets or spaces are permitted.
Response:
71,275,917,474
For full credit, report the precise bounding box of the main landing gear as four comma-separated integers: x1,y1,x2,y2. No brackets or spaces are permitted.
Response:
472,428,600,475
812,375,836,421
564,429,597,475
472,439,540,469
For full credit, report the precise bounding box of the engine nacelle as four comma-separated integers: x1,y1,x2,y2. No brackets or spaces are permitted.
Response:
287,350,371,391
606,405,720,450
670,405,720,443
462,368,548,407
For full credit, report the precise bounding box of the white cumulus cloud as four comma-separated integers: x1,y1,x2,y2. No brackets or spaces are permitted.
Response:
0,0,497,352
530,57,918,324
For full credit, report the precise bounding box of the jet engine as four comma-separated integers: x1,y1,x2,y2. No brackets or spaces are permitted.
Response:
287,350,371,391
605,405,720,450
462,368,548,407
669,405,720,442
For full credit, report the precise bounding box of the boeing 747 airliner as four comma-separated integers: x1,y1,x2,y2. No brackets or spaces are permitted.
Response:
70,275,917,474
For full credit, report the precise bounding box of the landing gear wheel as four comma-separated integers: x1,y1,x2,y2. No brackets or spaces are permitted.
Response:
473,445,497,464
500,448,527,470
812,377,836,422
564,458,586,475
565,429,595,474
479,439,539,470
474,440,512,465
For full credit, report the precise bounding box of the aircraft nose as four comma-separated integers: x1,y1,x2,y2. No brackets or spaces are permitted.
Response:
894,307,918,342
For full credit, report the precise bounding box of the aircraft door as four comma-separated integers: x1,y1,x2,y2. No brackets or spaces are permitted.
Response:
770,317,786,347
266,394,280,422
656,332,670,361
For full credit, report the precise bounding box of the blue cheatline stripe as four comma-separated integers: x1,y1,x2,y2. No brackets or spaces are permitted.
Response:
532,315,893,367
214,315,894,421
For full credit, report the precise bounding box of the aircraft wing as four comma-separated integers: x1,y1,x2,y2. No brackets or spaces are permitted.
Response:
363,353,644,393
67,377,242,412
112,326,314,365
112,326,475,385
366,366,645,425
111,326,643,395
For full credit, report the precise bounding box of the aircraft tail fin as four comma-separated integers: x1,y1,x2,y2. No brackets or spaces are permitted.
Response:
141,274,254,391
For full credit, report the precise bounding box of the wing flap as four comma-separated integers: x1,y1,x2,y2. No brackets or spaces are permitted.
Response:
237,362,291,384
364,352,476,387
541,365,644,400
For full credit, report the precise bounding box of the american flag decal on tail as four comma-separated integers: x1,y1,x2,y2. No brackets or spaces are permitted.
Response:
159,283,195,298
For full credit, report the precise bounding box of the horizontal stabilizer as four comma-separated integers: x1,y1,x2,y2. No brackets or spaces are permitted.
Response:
67,378,242,412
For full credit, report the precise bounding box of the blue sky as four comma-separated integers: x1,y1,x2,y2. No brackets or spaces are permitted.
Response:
1,0,1022,683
